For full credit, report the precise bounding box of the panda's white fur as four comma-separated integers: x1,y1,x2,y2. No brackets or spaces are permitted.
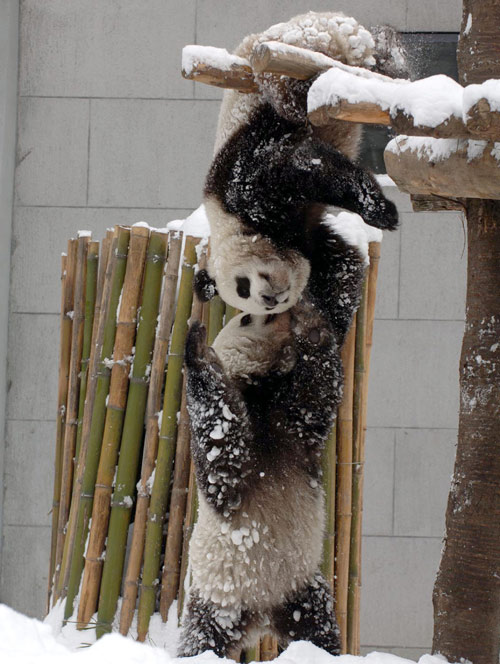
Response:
190,463,324,611
205,196,311,315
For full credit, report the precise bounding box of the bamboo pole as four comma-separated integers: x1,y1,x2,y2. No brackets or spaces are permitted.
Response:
97,230,167,638
136,236,199,641
74,241,100,466
118,231,184,636
75,226,150,627
224,303,239,322
207,294,225,346
48,243,77,609
158,245,207,622
347,274,368,654
60,228,130,613
350,242,381,653
53,234,89,600
321,421,337,588
335,321,356,653
246,643,261,663
158,383,192,620
177,459,197,620
260,635,279,661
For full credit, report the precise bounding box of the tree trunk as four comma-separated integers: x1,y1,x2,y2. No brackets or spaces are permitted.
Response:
432,3,500,663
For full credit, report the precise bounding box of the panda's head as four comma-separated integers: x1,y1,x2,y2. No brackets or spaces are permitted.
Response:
196,198,311,314
212,311,296,379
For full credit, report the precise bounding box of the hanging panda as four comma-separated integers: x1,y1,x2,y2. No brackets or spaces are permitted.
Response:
194,12,407,315
178,211,382,658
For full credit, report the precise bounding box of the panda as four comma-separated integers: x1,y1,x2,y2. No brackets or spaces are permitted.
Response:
194,12,407,315
178,210,376,658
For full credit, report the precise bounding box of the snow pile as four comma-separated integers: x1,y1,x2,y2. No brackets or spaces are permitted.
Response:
309,70,462,128
253,12,377,68
463,79,500,116
309,69,500,129
167,204,210,238
386,135,500,165
0,603,451,664
385,137,463,162
182,46,249,76
323,211,383,266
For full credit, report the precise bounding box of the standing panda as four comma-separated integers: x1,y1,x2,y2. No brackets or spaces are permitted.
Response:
194,12,407,315
178,210,381,658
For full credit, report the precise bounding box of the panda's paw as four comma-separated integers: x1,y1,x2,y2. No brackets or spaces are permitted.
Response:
364,193,399,231
290,301,332,347
185,321,208,367
185,322,222,372
193,269,218,302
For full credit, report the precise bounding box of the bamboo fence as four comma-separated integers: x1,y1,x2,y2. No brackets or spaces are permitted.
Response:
47,227,381,659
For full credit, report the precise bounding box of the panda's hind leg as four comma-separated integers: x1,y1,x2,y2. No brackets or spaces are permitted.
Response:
178,590,254,658
270,572,341,656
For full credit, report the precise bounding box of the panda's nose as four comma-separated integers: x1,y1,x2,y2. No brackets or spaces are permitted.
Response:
261,294,277,307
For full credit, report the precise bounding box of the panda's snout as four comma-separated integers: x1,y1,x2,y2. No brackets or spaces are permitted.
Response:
259,288,290,310
261,293,278,308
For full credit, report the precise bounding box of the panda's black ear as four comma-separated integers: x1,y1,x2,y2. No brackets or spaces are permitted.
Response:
193,269,218,302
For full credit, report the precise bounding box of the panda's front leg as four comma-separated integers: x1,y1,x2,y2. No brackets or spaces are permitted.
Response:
270,572,341,655
185,322,257,514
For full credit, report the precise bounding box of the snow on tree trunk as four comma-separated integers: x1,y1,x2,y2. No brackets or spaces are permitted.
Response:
432,2,500,663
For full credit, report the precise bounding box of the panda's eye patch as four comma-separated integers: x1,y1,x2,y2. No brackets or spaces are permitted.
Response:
265,314,276,325
240,314,252,327
236,276,250,299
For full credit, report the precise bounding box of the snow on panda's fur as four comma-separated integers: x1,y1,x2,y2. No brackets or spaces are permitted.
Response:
178,213,371,658
195,12,405,315
197,100,398,314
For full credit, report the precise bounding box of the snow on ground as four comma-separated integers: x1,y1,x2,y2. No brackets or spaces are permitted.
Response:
0,603,450,664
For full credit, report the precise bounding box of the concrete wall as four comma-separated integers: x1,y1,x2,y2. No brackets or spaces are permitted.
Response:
1,0,465,657
0,0,19,581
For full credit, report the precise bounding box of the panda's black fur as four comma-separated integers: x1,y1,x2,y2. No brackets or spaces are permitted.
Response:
178,214,370,658
196,100,398,311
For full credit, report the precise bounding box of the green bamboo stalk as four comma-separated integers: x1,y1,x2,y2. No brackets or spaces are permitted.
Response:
335,321,356,653
119,231,184,637
74,241,99,466
347,273,368,654
61,227,130,616
48,243,76,610
177,460,197,621
54,234,89,602
96,230,167,638
207,294,225,346
135,236,198,641
321,420,337,587
246,644,261,663
77,226,150,628
224,303,239,322
158,245,206,621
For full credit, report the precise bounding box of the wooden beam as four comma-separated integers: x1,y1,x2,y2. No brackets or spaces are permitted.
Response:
410,194,465,212
309,101,390,127
182,62,257,92
391,111,472,139
181,46,258,92
465,97,500,138
384,136,500,200
251,41,396,82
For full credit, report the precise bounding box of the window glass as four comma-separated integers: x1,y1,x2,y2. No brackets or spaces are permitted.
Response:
359,33,459,174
